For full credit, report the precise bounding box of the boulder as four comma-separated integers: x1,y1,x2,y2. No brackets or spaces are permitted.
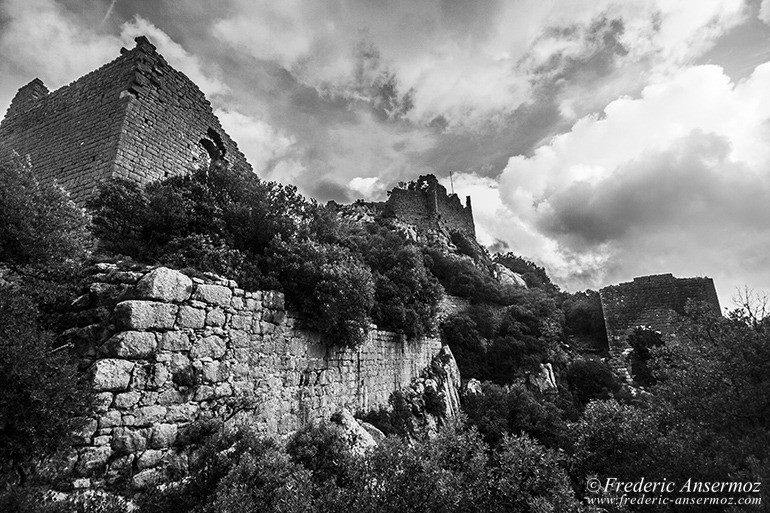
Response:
528,362,557,394
494,263,527,288
358,421,386,444
92,359,134,392
331,409,376,455
136,267,193,302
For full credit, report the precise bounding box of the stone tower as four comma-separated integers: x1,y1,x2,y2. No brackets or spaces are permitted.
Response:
0,36,251,204
599,273,721,381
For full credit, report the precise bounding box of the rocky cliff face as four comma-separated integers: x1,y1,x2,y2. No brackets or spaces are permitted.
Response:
55,262,459,490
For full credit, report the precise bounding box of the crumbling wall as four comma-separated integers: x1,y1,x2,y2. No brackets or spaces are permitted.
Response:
0,36,251,204
385,175,475,240
599,273,721,380
62,263,450,489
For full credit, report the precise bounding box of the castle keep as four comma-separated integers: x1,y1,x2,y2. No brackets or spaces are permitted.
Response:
599,273,720,378
0,36,250,204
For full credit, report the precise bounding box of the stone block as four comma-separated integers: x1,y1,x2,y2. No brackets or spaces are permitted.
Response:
191,335,226,359
98,410,123,429
159,331,191,351
93,392,114,412
135,267,192,302
165,403,197,423
76,446,112,476
92,359,134,392
150,423,178,448
132,468,163,490
199,360,221,383
102,331,157,359
133,405,167,427
72,418,98,445
114,391,141,409
176,306,205,329
115,301,178,330
158,389,184,405
137,449,164,470
192,284,232,307
112,427,150,454
230,314,252,330
205,308,226,327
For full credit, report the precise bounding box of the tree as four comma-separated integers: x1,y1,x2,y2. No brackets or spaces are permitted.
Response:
0,289,93,486
0,158,93,486
0,157,90,276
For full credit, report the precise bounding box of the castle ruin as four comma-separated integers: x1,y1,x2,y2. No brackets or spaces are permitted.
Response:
0,36,250,204
599,273,721,379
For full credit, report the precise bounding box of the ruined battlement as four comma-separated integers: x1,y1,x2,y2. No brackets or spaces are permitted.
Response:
0,36,251,204
385,174,475,239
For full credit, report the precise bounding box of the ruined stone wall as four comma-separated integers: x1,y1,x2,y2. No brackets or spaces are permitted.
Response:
0,36,251,204
63,263,447,489
385,175,475,239
599,274,720,380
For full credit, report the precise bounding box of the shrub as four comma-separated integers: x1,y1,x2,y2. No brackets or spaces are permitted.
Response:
564,359,621,407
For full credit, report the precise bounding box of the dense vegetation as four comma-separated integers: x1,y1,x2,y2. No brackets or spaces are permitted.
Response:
0,160,94,489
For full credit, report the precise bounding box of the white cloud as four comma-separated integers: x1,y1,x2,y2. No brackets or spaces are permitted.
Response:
495,62,770,298
0,0,119,91
759,0,770,25
214,108,295,174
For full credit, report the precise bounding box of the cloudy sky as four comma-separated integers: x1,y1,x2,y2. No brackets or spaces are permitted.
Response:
2,0,769,303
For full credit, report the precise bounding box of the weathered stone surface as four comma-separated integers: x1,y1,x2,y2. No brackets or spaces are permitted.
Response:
93,392,114,412
494,263,528,288
158,331,191,351
72,418,98,445
76,447,112,476
92,359,134,392
205,308,226,327
102,331,157,359
150,423,178,448
98,410,123,429
136,267,193,302
114,391,142,409
175,306,205,329
192,284,232,307
112,427,150,454
133,406,167,427
332,409,376,455
133,468,163,490
137,450,164,470
190,335,226,359
528,363,557,394
115,301,178,330
359,421,386,444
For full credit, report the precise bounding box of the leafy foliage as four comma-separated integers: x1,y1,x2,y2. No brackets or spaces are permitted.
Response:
494,253,558,293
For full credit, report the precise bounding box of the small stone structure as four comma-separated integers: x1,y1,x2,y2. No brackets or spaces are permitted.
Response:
599,273,720,380
61,263,458,489
0,36,251,204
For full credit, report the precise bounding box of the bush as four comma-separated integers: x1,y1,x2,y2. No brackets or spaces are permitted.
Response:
564,359,621,407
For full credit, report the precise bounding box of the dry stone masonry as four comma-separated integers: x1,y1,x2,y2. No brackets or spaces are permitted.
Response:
61,263,458,489
599,273,720,381
0,36,251,204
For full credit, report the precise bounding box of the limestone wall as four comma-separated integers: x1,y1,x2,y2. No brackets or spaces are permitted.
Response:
0,36,251,204
63,264,445,489
599,273,721,381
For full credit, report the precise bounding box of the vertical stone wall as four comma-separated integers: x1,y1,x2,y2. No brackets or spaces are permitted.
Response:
599,274,721,380
0,36,251,204
63,263,448,488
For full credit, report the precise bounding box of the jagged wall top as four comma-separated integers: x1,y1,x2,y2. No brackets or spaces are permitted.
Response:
386,174,476,239
0,36,251,204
